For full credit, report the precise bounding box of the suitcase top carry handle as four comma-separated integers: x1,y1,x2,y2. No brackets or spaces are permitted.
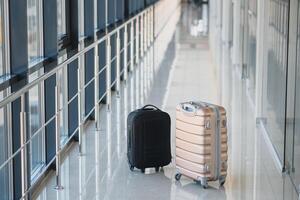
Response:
181,101,208,116
181,103,197,115
142,104,161,111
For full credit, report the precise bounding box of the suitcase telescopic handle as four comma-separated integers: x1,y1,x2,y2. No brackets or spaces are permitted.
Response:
142,104,161,110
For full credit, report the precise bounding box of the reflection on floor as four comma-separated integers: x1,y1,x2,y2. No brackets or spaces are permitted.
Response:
34,3,299,200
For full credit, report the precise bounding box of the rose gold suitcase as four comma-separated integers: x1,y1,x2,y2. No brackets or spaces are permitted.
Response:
174,101,228,188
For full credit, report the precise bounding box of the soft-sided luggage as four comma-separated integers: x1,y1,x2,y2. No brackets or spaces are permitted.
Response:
175,101,228,188
127,105,171,173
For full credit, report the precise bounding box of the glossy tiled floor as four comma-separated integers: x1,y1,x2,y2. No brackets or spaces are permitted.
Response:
34,3,299,200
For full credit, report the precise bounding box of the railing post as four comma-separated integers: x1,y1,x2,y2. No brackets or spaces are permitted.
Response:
130,20,134,72
106,37,112,111
144,12,147,51
145,11,149,48
116,30,121,97
147,10,150,48
140,14,144,58
20,94,28,200
136,16,140,64
94,44,100,131
77,67,83,155
124,25,128,81
144,13,147,52
151,7,154,43
149,8,152,44
54,84,64,190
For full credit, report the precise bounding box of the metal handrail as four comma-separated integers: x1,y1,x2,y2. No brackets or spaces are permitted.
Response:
0,7,151,109
0,5,155,200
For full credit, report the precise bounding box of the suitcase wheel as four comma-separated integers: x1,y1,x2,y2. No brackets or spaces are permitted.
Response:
141,168,145,173
175,173,182,181
219,177,226,186
129,165,134,171
219,180,225,186
200,179,208,189
155,167,160,172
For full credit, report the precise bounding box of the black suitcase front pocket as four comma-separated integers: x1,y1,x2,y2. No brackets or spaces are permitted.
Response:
143,118,169,166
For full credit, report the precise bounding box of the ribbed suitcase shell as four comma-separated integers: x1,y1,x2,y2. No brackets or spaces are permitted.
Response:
175,101,228,187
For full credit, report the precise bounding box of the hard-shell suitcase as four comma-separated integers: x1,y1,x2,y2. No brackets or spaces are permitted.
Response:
174,101,228,188
127,105,171,173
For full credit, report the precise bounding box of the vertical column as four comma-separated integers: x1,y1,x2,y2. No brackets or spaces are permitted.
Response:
148,9,151,46
140,14,144,58
105,0,108,27
151,7,154,43
116,30,121,96
149,8,152,44
106,37,112,110
20,94,27,200
144,13,147,51
146,11,149,49
136,16,140,64
130,21,135,71
124,25,128,81
143,12,146,52
94,0,97,33
3,0,10,74
144,12,147,51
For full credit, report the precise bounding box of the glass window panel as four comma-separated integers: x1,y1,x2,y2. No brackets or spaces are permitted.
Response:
98,0,106,30
57,66,68,144
286,0,300,191
0,1,4,76
28,84,44,176
262,0,289,163
28,71,45,179
0,106,10,199
27,0,43,64
57,0,67,38
108,0,116,25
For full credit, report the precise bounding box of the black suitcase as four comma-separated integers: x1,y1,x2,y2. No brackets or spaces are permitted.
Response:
127,105,171,173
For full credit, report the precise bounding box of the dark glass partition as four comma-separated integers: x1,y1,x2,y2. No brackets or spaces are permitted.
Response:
262,0,289,164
